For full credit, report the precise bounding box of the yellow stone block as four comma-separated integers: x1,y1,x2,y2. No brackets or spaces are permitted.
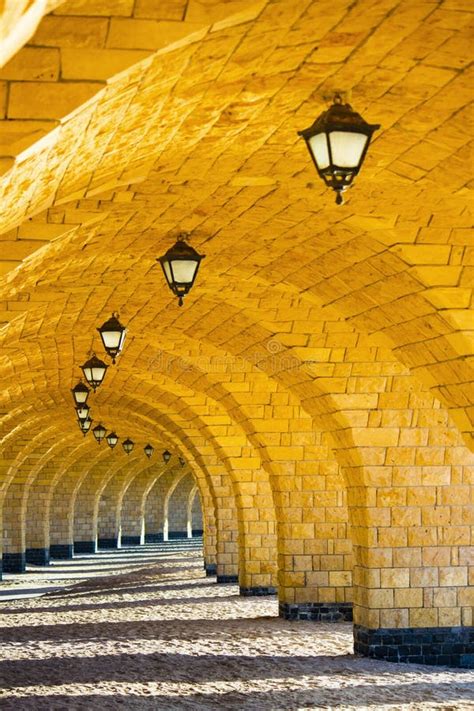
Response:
380,568,410,589
107,17,205,50
395,244,451,265
409,608,439,628
8,82,101,120
439,567,468,587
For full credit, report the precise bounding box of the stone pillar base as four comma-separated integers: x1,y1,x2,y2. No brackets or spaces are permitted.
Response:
240,586,277,596
50,544,73,559
25,548,50,566
354,624,474,668
279,601,353,622
205,563,217,576
120,535,142,545
98,537,119,549
74,540,97,554
145,533,163,543
216,574,239,584
2,552,26,573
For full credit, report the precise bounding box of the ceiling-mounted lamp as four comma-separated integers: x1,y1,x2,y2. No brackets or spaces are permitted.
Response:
92,422,106,444
79,416,93,435
76,403,90,421
158,233,205,306
162,449,171,464
298,94,380,205
72,381,90,406
81,354,108,391
106,432,119,449
98,313,126,364
122,438,134,454
144,443,154,459
179,456,186,467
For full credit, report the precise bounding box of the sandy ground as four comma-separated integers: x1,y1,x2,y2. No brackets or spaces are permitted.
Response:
0,542,473,710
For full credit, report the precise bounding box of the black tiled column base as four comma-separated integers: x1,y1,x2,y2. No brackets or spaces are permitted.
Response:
2,552,26,573
120,535,142,545
354,624,474,668
145,533,163,542
279,601,353,622
216,574,239,584
98,538,119,549
50,544,73,559
25,548,50,566
74,540,97,554
240,586,277,597
205,563,217,576
168,531,188,539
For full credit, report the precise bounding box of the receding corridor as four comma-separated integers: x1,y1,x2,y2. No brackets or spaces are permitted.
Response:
0,542,472,710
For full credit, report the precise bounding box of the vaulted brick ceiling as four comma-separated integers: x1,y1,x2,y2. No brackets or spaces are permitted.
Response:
0,0,472,459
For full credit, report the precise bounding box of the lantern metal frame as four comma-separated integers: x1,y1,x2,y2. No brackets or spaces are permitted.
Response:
81,353,109,391
97,313,127,364
76,403,90,422
122,438,134,454
79,416,93,435
72,381,90,406
106,432,119,449
158,234,205,306
162,449,171,463
144,443,154,459
298,95,380,204
92,422,107,443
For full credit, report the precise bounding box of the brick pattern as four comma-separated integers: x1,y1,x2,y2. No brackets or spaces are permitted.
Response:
0,0,472,669
354,624,474,669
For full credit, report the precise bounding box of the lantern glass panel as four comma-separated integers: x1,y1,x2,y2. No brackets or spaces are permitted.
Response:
308,133,329,169
328,131,368,168
170,259,199,284
123,439,134,454
72,382,89,405
93,424,106,442
80,417,92,433
91,364,106,382
163,261,172,283
102,329,124,349
76,405,89,420
107,432,119,448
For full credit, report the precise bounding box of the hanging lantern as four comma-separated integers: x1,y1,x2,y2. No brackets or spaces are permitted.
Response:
106,432,119,449
81,354,108,391
98,313,126,364
179,456,186,467
144,443,154,459
92,423,106,443
158,234,205,306
72,381,90,406
76,403,90,421
298,95,380,205
162,449,171,463
122,438,134,454
79,416,93,435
